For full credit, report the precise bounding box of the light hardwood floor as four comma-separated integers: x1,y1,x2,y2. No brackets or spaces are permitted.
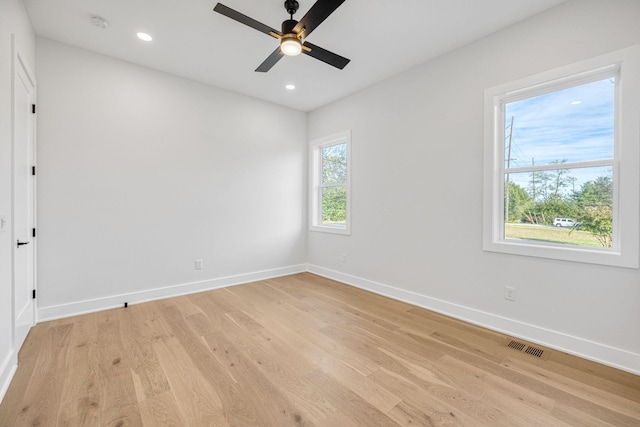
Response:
1,273,639,426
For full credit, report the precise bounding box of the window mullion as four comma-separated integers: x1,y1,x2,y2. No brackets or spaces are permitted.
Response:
505,159,615,174
319,183,346,189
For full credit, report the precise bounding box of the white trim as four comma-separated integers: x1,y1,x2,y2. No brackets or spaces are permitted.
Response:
37,264,307,321
500,63,620,104
11,35,37,352
309,130,351,235
483,44,640,268
0,350,18,405
9,263,639,387
505,159,613,174
3,37,36,407
307,264,640,376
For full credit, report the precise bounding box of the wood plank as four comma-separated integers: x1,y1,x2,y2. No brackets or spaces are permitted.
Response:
12,323,72,426
95,310,144,427
203,317,334,424
152,336,227,426
119,305,172,402
0,273,638,426
303,370,398,427
203,331,321,426
57,313,102,426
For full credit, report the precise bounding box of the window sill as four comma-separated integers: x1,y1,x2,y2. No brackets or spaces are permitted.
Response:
309,224,351,235
483,238,637,269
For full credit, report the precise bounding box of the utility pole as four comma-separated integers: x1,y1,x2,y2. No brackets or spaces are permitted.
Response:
505,116,514,224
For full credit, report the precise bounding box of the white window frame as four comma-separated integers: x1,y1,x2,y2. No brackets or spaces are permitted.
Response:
483,45,640,268
309,130,351,235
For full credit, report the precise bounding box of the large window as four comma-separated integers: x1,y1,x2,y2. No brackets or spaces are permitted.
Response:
310,131,351,234
484,46,640,268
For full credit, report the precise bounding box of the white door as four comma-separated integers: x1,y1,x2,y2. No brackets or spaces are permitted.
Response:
13,41,36,351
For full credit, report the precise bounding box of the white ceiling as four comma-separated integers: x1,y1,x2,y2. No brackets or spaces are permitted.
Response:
23,0,567,112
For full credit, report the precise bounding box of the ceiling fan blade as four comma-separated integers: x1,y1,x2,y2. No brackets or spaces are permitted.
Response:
293,0,345,38
255,47,285,72
302,41,350,69
214,3,282,38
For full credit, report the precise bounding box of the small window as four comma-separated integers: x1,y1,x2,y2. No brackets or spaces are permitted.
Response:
310,131,351,234
484,45,640,268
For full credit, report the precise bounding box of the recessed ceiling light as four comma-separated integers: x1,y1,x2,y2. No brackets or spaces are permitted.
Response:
136,32,153,42
571,100,582,105
285,84,296,90
90,16,109,29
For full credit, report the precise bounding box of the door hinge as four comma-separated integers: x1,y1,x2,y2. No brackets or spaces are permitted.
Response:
32,228,36,238
32,166,36,176
32,290,36,299
32,104,36,114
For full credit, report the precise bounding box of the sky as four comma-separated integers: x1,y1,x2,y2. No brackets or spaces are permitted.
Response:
504,77,615,195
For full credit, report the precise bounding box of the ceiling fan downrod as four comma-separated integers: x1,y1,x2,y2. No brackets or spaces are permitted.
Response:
284,0,299,19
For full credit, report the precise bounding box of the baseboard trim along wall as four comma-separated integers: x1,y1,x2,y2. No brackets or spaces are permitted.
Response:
33,263,639,376
307,264,640,377
37,264,307,322
0,350,18,405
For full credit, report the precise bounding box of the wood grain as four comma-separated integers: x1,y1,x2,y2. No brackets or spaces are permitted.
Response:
1,272,639,426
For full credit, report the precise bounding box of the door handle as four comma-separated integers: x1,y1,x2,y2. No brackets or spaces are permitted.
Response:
17,240,30,248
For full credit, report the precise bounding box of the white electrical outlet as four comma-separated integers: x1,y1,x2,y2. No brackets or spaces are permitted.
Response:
504,286,516,301
342,253,347,263
195,259,203,270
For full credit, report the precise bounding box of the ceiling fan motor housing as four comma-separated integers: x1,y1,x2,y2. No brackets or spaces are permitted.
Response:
282,19,298,35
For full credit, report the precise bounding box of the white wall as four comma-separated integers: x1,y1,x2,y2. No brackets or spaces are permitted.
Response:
35,39,307,319
4,2,639,405
0,0,35,402
307,0,640,374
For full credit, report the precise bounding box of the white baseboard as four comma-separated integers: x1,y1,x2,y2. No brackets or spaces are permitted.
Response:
33,262,640,375
38,264,307,322
0,349,17,405
307,264,640,376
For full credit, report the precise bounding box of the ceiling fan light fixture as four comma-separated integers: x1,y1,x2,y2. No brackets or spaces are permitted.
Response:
281,36,302,56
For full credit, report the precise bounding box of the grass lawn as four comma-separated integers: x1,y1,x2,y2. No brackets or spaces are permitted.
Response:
505,223,606,247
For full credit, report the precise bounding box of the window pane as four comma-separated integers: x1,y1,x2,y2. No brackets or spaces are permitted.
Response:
322,186,346,225
504,166,613,247
322,143,347,185
504,78,615,168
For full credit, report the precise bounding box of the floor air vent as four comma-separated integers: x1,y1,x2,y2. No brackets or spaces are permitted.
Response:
524,345,545,358
507,340,526,351
504,339,549,360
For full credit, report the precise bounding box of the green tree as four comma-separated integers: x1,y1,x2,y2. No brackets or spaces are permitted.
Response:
528,169,548,203
574,176,612,208
572,176,613,247
321,143,347,223
524,160,577,224
574,206,613,247
322,187,346,223
505,182,532,223
547,160,572,198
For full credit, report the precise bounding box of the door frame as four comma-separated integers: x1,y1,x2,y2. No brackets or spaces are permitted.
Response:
11,34,37,351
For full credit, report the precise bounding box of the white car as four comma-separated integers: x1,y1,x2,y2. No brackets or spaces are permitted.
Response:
553,218,576,227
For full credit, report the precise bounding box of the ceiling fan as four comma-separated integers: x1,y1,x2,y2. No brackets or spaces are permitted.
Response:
213,0,350,72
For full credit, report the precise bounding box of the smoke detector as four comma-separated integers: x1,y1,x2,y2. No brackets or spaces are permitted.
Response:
91,16,109,29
